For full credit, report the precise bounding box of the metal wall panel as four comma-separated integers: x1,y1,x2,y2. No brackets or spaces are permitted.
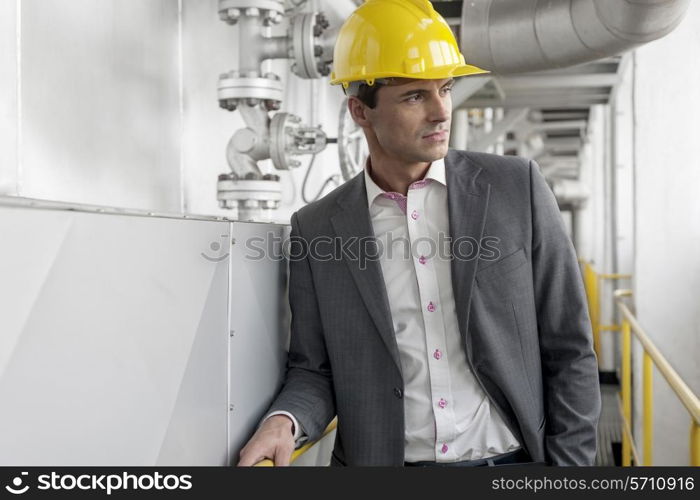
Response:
0,201,308,465
0,204,230,465
227,221,291,464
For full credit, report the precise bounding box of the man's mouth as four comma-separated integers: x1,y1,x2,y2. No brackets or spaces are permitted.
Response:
422,130,448,141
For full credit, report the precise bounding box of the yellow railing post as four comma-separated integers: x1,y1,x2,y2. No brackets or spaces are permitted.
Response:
585,263,602,362
643,352,653,465
692,421,700,466
594,269,601,361
621,319,632,466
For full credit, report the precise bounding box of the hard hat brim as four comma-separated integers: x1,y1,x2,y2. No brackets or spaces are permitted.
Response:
330,63,490,87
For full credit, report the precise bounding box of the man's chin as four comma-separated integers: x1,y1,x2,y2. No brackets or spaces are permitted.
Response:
386,143,448,164
421,142,449,161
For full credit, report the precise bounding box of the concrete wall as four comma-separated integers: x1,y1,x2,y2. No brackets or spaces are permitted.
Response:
632,1,700,465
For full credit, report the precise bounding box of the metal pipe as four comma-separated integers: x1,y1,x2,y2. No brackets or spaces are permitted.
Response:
449,109,469,151
237,15,264,74
459,0,691,75
494,107,504,155
450,75,491,109
470,107,529,153
261,35,292,60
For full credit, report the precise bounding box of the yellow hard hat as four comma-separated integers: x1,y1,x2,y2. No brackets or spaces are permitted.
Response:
330,0,488,88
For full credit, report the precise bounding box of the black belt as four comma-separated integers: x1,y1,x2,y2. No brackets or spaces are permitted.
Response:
405,447,538,467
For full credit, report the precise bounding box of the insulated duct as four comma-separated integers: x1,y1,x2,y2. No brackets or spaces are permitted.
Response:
457,0,691,74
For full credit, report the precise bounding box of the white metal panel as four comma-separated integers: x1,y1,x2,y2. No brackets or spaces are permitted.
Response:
0,205,230,465
227,221,291,464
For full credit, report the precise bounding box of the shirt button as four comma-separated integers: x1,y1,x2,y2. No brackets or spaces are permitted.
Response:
438,398,448,409
393,388,403,399
427,301,436,313
433,349,442,360
411,210,419,220
418,255,427,265
441,444,449,454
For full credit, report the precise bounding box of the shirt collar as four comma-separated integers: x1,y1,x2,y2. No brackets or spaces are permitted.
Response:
364,156,446,208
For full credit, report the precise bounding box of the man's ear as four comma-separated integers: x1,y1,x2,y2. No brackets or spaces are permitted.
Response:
347,96,371,128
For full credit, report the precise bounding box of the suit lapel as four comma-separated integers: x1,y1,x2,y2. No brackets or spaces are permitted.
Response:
330,173,403,377
445,150,491,353
328,151,491,377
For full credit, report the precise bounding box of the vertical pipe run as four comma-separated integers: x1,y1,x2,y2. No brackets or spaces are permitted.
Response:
237,15,263,74
643,352,653,465
494,107,504,155
450,109,469,150
484,107,493,154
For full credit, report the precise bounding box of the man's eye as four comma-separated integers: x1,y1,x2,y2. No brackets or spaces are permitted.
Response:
406,94,421,102
442,86,453,94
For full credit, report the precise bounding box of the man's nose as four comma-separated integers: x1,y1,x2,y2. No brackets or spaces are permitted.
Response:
429,93,451,123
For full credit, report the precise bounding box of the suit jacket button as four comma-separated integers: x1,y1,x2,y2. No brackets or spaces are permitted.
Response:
393,388,403,399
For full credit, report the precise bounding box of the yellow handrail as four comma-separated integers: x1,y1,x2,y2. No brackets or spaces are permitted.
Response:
614,290,700,424
614,289,700,466
600,273,632,280
643,351,653,465
254,417,338,467
621,318,632,465
580,260,699,466
579,260,631,362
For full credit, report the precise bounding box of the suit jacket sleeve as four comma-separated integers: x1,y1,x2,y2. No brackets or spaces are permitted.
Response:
264,211,336,442
529,159,602,465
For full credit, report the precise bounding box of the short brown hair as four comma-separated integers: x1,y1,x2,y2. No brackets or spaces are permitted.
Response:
354,83,383,109
344,77,420,108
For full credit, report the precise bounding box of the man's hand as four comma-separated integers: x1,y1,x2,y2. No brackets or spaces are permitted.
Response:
237,415,296,466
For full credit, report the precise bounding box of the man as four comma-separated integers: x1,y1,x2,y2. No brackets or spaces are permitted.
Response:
238,0,601,467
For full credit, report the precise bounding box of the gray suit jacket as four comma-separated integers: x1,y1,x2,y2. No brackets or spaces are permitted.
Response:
268,149,601,466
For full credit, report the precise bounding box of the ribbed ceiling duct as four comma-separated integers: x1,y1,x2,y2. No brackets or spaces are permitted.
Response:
458,0,691,74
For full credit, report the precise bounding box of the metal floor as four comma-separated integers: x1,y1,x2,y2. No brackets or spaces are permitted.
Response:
595,383,622,466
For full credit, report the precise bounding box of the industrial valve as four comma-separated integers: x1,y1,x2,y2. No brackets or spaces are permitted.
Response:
215,0,335,220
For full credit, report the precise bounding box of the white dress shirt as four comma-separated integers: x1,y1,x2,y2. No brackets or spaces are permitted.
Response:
363,156,521,462
268,156,521,462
